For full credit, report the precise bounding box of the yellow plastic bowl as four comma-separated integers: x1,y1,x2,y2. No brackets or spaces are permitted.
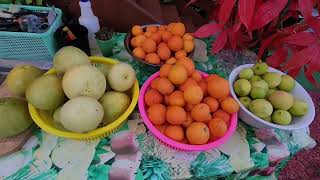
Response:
28,56,140,141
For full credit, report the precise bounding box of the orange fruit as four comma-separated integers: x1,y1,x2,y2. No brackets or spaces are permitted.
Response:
144,31,152,38
208,118,227,138
168,36,183,52
218,96,228,103
221,97,240,114
181,138,189,144
191,103,212,122
166,57,177,65
132,25,143,36
183,85,203,104
185,103,194,112
198,80,208,97
212,110,230,124
176,57,195,75
160,64,172,78
159,25,167,31
186,122,210,145
130,37,138,48
203,97,219,113
165,125,185,141
162,31,173,42
145,89,163,106
182,112,193,128
151,32,162,44
158,42,167,49
157,46,171,60
191,71,202,82
135,35,146,46
169,90,185,107
183,40,195,53
148,104,166,125
206,74,221,82
175,50,187,59
167,23,176,32
179,78,198,91
156,78,174,95
155,123,169,134
151,77,160,89
146,26,158,33
183,33,194,40
145,53,160,64
168,64,188,85
142,38,157,53
133,47,146,59
164,94,170,105
207,77,230,99
166,106,186,125
171,22,186,36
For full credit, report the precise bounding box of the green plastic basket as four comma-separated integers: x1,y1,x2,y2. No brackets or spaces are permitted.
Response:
0,4,62,61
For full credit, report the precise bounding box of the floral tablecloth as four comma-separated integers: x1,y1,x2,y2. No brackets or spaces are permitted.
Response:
0,34,316,180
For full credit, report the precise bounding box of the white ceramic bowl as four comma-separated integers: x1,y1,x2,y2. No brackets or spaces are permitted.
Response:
229,64,315,130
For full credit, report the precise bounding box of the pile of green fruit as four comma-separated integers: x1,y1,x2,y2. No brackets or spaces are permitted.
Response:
233,62,308,125
1,46,137,134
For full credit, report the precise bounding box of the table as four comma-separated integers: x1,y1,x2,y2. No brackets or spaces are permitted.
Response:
0,33,316,180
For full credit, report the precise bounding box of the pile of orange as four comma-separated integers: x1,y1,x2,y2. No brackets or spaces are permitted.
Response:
130,22,195,65
144,58,240,145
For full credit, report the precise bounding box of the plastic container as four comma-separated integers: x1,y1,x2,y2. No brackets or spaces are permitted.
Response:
28,57,140,141
138,71,238,151
229,64,315,130
0,4,62,61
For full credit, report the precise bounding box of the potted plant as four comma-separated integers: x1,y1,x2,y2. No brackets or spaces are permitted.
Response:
95,27,115,57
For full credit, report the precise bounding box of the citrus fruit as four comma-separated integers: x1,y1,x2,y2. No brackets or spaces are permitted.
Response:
148,104,166,125
169,90,185,107
179,78,198,91
208,118,227,138
151,32,162,44
166,106,186,125
168,36,183,52
183,33,193,40
156,78,174,95
175,50,187,59
166,57,177,65
186,122,210,145
183,40,195,53
133,47,146,59
168,64,188,85
151,77,160,89
160,64,172,78
145,53,160,64
212,110,230,124
203,97,219,112
191,103,212,122
162,31,173,42
176,57,195,75
206,74,221,82
146,26,158,33
191,71,202,82
207,77,230,99
198,80,208,97
155,123,169,134
183,85,203,104
157,46,171,60
221,97,239,114
182,112,193,128
145,89,163,106
165,125,185,142
158,42,167,49
142,38,157,53
132,25,143,36
171,22,186,36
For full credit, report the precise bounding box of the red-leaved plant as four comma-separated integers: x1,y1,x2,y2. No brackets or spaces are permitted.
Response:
190,0,320,86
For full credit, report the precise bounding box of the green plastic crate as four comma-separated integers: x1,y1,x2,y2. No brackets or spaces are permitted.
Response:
0,4,62,61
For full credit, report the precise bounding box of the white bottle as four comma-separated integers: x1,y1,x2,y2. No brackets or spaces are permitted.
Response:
78,0,101,55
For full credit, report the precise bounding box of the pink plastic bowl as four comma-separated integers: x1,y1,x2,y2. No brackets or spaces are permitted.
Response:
138,71,238,151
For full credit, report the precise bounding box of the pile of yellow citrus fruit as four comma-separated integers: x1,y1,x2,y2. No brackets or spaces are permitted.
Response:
130,22,195,65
